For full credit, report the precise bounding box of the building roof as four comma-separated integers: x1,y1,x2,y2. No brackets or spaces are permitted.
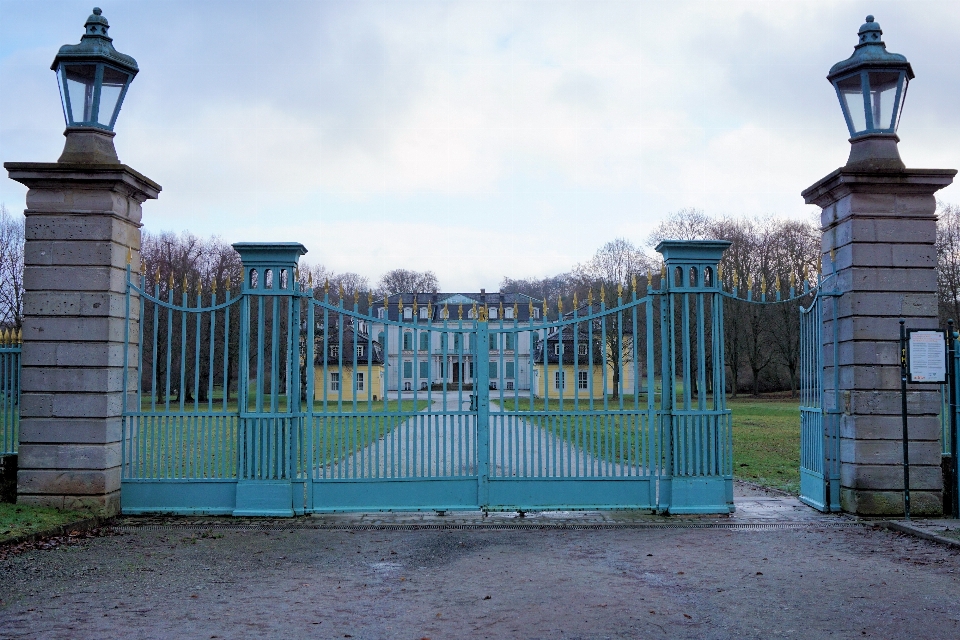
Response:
316,322,384,366
534,325,605,365
373,291,544,323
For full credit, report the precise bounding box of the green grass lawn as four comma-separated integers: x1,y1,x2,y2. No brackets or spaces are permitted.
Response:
126,399,430,478
500,393,801,493
728,394,800,493
0,503,89,543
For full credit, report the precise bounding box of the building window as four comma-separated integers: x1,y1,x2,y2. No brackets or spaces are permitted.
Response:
330,372,340,391
357,321,366,333
420,332,429,351
489,307,498,320
489,334,497,351
356,372,364,391
356,345,364,357
377,332,384,346
578,344,587,356
440,333,448,350
505,361,515,379
454,334,461,350
377,307,386,319
330,345,339,359
403,361,413,379
403,332,412,350
420,361,429,379
403,307,413,320
489,361,497,379
469,362,474,379
554,344,561,356
419,307,429,320
505,306,514,320
578,371,588,390
555,371,565,389
504,333,514,350
533,308,540,319
468,308,475,319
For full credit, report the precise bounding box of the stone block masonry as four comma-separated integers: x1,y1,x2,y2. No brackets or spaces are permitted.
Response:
804,167,955,515
4,161,160,515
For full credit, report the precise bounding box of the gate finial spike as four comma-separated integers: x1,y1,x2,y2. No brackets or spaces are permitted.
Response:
126,247,132,265
211,279,217,294
398,296,403,312
354,290,360,306
182,275,188,292
631,274,637,294
775,274,781,292
617,282,623,299
226,275,231,291
16,328,22,345
557,295,563,315
324,279,330,296
528,300,534,318
427,301,433,318
338,283,345,300
1,329,7,346
790,271,796,289
458,303,463,320
542,298,548,320
443,303,449,320
196,279,202,295
154,266,160,285
600,286,605,304
513,301,518,319
733,271,739,291
760,274,766,295
168,273,174,290
471,302,477,320
647,271,652,289
573,292,579,309
660,263,666,283
307,272,313,287
412,297,418,315
368,291,374,309
587,289,593,306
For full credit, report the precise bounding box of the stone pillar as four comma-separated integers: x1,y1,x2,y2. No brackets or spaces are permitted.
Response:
5,132,160,515
803,167,954,515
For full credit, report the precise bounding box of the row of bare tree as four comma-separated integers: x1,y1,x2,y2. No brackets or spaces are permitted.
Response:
4,203,960,397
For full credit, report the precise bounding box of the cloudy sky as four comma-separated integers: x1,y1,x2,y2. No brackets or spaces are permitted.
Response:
2,1,958,289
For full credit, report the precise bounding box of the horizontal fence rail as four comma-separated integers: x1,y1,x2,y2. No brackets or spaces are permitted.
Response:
0,329,21,455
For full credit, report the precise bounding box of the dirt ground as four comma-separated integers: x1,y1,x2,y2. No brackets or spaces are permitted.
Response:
1,513,959,639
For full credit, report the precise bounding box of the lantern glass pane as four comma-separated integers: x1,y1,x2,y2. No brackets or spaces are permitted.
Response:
836,73,866,134
867,71,900,131
97,66,129,127
64,64,97,123
56,66,70,125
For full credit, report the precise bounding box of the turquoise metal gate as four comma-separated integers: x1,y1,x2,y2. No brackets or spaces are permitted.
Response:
798,282,841,512
121,240,736,515
0,329,20,455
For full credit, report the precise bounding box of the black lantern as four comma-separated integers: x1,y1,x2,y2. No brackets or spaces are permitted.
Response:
827,16,913,169
52,8,138,132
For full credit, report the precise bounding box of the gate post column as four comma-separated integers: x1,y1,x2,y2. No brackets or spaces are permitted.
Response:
4,158,159,515
803,170,953,516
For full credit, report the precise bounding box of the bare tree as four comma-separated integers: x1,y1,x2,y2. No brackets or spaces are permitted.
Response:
376,269,439,297
0,204,24,330
937,201,960,328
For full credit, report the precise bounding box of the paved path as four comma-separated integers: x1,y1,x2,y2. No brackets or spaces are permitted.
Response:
320,398,647,479
2,491,959,639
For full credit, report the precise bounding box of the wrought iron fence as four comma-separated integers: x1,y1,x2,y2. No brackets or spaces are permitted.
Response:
0,328,21,455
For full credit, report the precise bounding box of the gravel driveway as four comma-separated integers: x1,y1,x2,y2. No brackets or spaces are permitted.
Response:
2,502,959,639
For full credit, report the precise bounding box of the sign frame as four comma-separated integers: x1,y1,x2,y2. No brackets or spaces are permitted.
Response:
905,328,948,384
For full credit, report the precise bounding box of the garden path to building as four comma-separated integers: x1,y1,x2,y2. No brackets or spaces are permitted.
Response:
2,484,959,639
323,396,645,478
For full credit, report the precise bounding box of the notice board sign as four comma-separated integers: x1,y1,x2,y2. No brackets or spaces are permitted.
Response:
906,329,947,384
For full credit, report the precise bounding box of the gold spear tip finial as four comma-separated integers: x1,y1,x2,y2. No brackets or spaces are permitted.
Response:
196,278,202,294
632,274,637,292
617,282,623,298
458,303,463,320
733,271,739,288
17,328,22,345
308,272,313,287
557,295,563,314
0,329,7,346
338,283,345,299
324,279,330,295
211,279,217,294
513,301,518,317
126,247,132,265
587,289,593,305
600,285,606,302
790,271,796,288
760,274,767,294
368,291,374,307
354,290,360,305
573,292,579,308
775,274,781,291
182,275,189,292
647,271,653,288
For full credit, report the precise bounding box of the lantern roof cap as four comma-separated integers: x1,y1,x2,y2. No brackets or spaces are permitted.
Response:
828,16,913,81
51,8,139,75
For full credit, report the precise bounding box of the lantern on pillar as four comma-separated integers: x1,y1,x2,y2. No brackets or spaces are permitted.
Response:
51,7,139,162
827,15,913,170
